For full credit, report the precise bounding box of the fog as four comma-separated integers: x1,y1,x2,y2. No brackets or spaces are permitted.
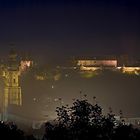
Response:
16,70,140,121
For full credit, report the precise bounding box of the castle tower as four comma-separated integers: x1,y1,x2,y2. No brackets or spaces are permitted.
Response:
2,49,22,121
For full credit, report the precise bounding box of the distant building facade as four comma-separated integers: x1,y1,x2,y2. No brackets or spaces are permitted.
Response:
76,55,140,75
0,49,34,122
0,49,22,121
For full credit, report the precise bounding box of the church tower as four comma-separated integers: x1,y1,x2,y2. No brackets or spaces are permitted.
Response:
2,49,22,121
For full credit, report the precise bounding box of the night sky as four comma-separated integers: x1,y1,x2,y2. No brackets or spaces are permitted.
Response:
0,0,140,60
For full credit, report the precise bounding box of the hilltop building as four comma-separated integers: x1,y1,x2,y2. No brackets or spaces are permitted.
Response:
76,55,140,75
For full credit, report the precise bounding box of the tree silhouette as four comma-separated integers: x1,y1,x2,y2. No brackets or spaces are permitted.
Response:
43,97,140,140
43,98,120,140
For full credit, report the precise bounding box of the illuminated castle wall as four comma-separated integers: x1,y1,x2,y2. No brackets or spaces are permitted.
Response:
77,57,140,75
77,60,117,67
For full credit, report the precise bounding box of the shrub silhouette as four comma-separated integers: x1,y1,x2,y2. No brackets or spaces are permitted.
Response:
0,121,37,140
0,121,24,140
43,98,140,140
43,99,112,140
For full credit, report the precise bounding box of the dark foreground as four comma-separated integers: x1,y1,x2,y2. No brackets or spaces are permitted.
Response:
1,99,140,140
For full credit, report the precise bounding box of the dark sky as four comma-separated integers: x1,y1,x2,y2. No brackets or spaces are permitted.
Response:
0,0,140,60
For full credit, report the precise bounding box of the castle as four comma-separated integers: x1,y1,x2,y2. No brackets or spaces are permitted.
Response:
76,56,140,75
